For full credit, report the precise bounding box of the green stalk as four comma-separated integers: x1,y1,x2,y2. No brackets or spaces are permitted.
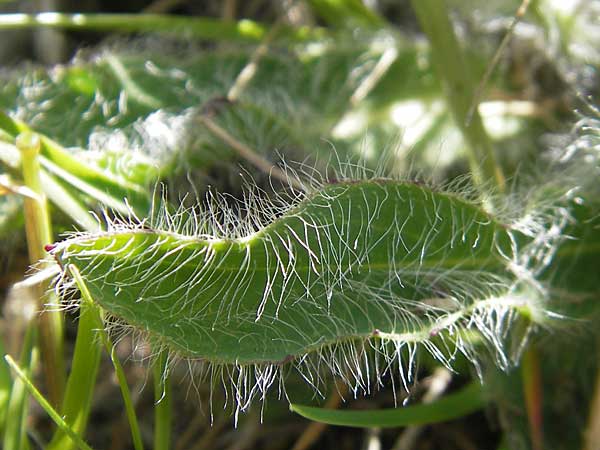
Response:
0,13,322,42
47,266,103,450
17,132,52,264
409,0,505,192
0,112,149,215
4,355,94,450
16,132,65,408
0,119,100,231
153,350,172,450
3,325,36,450
0,338,12,434
69,265,145,450
39,171,99,232
0,111,20,137
106,344,145,450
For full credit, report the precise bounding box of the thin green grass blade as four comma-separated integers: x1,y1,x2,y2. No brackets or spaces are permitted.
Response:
17,131,66,408
39,172,99,232
47,266,103,450
290,381,484,427
37,140,150,215
69,264,145,450
0,13,321,42
3,324,36,450
409,0,504,192
0,111,151,215
4,355,94,450
105,345,145,450
0,338,11,433
0,139,97,231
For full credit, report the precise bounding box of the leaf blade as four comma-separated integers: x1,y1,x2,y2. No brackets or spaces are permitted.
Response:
290,381,485,428
52,180,523,368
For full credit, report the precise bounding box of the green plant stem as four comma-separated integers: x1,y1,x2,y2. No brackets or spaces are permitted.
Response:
0,338,12,434
466,0,531,123
40,171,99,232
0,13,322,42
47,266,103,450
69,264,145,450
0,111,150,215
3,324,36,450
0,111,20,137
4,355,94,450
0,129,100,231
16,132,65,408
409,0,505,192
106,345,145,450
17,132,52,263
153,350,172,450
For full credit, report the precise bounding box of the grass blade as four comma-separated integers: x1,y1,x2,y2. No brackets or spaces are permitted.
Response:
2,325,36,450
0,338,11,433
290,381,484,428
4,355,95,450
0,13,321,42
0,111,150,215
106,346,145,450
69,264,145,450
47,266,103,450
409,0,505,192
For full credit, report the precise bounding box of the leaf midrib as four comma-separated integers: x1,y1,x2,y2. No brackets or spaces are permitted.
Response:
65,227,506,276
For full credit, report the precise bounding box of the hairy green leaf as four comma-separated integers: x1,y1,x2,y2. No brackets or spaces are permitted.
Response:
50,179,535,381
0,44,380,152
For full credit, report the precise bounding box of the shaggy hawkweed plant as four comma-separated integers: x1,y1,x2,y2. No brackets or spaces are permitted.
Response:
0,1,599,450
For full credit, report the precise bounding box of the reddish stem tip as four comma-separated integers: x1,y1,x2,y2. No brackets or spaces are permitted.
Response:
44,243,56,252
